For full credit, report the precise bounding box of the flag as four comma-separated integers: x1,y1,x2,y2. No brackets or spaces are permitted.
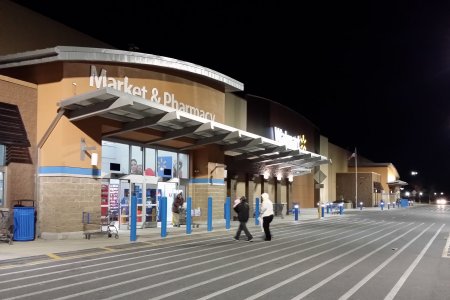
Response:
348,152,356,160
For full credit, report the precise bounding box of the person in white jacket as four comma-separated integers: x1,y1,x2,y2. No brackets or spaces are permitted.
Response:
260,193,274,241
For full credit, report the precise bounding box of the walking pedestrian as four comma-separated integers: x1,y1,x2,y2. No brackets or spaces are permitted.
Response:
260,192,274,241
233,196,253,242
172,192,184,227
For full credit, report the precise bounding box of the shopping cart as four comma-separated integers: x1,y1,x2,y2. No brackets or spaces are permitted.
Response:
178,207,200,228
0,209,13,245
82,212,119,240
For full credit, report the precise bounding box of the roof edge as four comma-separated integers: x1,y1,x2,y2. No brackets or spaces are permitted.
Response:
0,46,244,92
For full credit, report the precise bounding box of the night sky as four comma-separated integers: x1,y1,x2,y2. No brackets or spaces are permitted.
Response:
11,1,450,196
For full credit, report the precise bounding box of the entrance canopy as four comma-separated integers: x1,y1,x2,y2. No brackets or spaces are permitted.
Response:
58,88,330,173
387,180,408,186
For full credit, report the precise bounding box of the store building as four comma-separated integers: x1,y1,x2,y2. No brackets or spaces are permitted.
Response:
0,1,408,240
0,46,331,238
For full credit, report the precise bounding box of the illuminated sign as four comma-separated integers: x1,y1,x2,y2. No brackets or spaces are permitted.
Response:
274,127,307,151
89,66,216,121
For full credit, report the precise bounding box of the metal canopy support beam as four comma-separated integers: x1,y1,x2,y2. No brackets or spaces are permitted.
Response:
301,158,331,168
57,87,118,108
289,156,322,167
223,130,241,140
68,97,132,121
263,153,312,167
250,150,306,164
180,130,241,151
292,169,313,175
102,112,167,137
193,122,214,133
222,137,264,152
233,145,288,161
180,133,229,150
157,110,180,123
145,122,213,145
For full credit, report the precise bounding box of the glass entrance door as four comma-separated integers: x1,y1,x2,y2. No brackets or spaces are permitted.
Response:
144,183,158,228
156,182,177,227
118,177,158,230
0,170,4,207
133,183,145,229
119,180,130,230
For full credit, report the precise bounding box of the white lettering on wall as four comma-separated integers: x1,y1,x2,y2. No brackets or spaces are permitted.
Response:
89,65,216,121
89,66,148,98
163,92,214,120
274,127,307,151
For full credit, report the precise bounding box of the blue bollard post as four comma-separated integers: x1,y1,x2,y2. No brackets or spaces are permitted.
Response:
339,204,343,215
186,197,192,234
225,197,231,230
160,196,167,238
294,205,299,221
321,205,325,217
326,204,330,214
207,196,213,232
130,195,137,242
255,198,260,226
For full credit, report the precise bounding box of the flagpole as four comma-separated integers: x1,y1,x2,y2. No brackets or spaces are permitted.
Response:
355,147,358,209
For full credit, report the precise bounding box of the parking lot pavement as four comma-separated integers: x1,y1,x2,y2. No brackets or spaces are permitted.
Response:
0,207,357,264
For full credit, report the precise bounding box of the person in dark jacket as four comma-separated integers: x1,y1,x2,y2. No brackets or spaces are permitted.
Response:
233,196,253,242
172,192,184,227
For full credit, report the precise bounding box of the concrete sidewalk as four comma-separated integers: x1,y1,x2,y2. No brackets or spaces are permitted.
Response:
0,207,351,264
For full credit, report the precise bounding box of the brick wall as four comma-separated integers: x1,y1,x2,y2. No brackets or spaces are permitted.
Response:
38,176,101,239
189,182,225,222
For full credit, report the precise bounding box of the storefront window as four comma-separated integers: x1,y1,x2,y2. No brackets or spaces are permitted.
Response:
157,150,176,178
101,141,130,175
144,148,156,176
130,146,143,175
101,141,188,179
176,153,189,179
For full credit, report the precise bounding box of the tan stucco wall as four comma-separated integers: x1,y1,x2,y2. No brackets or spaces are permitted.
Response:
33,62,226,169
326,142,351,202
349,166,389,192
292,173,315,208
225,93,247,130
319,135,329,202
337,172,380,207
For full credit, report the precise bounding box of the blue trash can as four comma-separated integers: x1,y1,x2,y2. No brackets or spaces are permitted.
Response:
400,199,409,208
13,206,35,241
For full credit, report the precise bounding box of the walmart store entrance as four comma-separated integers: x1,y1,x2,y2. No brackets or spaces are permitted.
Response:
102,177,185,230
